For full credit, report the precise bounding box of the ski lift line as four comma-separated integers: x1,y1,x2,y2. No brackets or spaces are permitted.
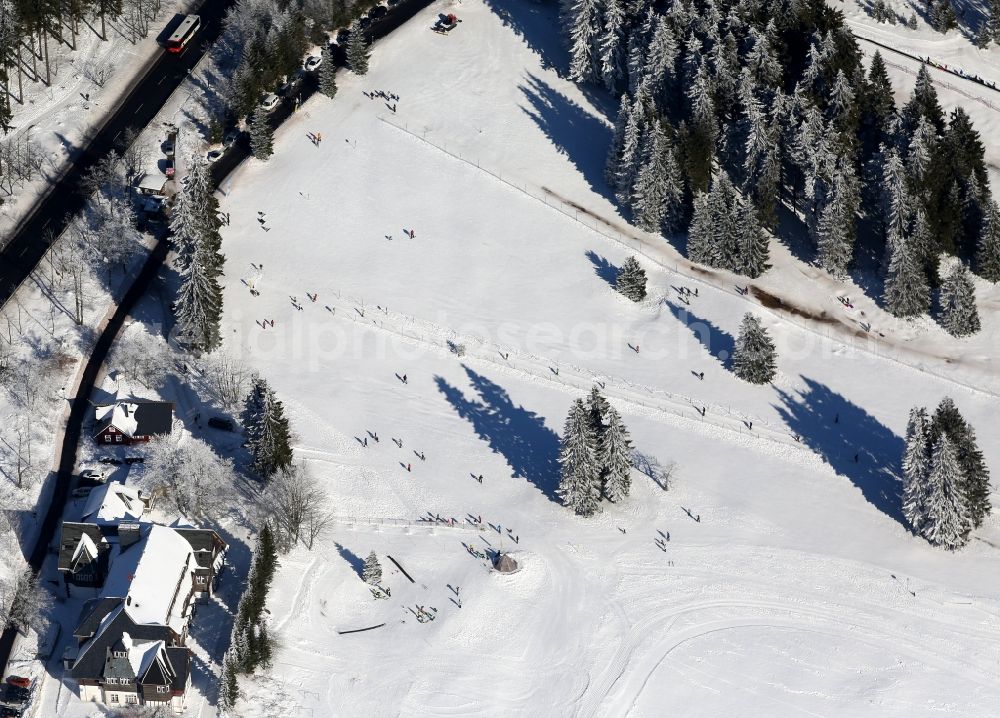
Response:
337,623,386,635
376,116,1000,401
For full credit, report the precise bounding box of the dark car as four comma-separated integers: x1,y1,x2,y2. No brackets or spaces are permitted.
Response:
2,685,28,704
370,5,387,18
357,15,372,29
99,456,123,465
208,417,235,432
124,456,145,465
336,28,351,43
0,705,24,717
387,0,402,6
4,678,29,690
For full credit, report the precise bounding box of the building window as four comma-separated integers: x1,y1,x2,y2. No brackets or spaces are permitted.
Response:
109,694,119,703
196,576,206,584
115,434,122,443
105,434,113,442
126,694,138,704
106,677,117,685
157,685,169,693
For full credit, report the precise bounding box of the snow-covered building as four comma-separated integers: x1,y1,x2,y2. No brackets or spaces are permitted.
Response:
68,600,191,713
80,481,151,530
57,519,227,599
58,523,112,595
93,399,173,445
61,522,227,712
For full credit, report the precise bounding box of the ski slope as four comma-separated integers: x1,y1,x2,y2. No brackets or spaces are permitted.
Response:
215,0,1000,715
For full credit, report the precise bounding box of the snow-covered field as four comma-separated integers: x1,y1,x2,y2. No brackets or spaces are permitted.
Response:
205,0,1000,715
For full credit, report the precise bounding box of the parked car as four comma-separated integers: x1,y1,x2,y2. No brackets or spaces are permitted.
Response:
71,487,93,499
161,139,175,156
223,128,241,148
0,705,23,717
98,456,123,465
304,55,322,72
4,678,30,690
164,157,175,178
370,5,387,19
80,469,105,482
357,15,372,29
206,148,223,164
387,0,402,6
335,28,351,44
260,93,281,112
2,685,29,703
207,417,234,432
124,456,145,465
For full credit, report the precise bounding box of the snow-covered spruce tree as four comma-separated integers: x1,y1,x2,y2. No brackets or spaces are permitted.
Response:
242,375,294,481
614,95,645,203
736,196,769,278
931,398,992,530
249,104,274,161
732,313,777,384
687,191,714,266
883,238,930,318
599,406,633,502
631,119,682,233
975,200,1000,281
219,652,240,712
921,434,970,549
587,385,610,437
938,262,980,337
319,44,337,98
173,233,224,353
558,398,602,517
347,23,371,75
598,0,627,92
362,551,382,584
604,95,630,186
881,146,910,255
616,256,647,301
901,406,931,534
568,0,603,83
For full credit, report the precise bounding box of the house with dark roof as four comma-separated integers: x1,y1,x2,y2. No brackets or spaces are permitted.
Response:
67,601,191,712
93,399,173,445
58,523,112,596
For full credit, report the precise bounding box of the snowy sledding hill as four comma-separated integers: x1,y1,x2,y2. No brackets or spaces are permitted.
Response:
215,0,1000,715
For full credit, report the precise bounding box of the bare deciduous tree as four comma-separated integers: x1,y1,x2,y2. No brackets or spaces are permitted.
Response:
4,566,51,636
140,434,236,519
199,352,251,414
111,327,172,389
265,463,332,551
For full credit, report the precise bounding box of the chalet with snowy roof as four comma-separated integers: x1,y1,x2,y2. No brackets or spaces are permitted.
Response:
67,599,191,712
93,399,173,445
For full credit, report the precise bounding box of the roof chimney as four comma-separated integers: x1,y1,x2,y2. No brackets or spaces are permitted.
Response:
119,522,142,549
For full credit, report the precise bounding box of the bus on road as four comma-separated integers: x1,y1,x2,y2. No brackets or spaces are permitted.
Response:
166,15,201,53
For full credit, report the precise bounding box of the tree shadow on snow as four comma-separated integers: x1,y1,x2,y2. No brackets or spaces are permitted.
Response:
774,376,905,525
335,543,366,579
586,250,618,288
480,0,566,75
663,301,735,370
519,74,614,203
435,365,560,501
